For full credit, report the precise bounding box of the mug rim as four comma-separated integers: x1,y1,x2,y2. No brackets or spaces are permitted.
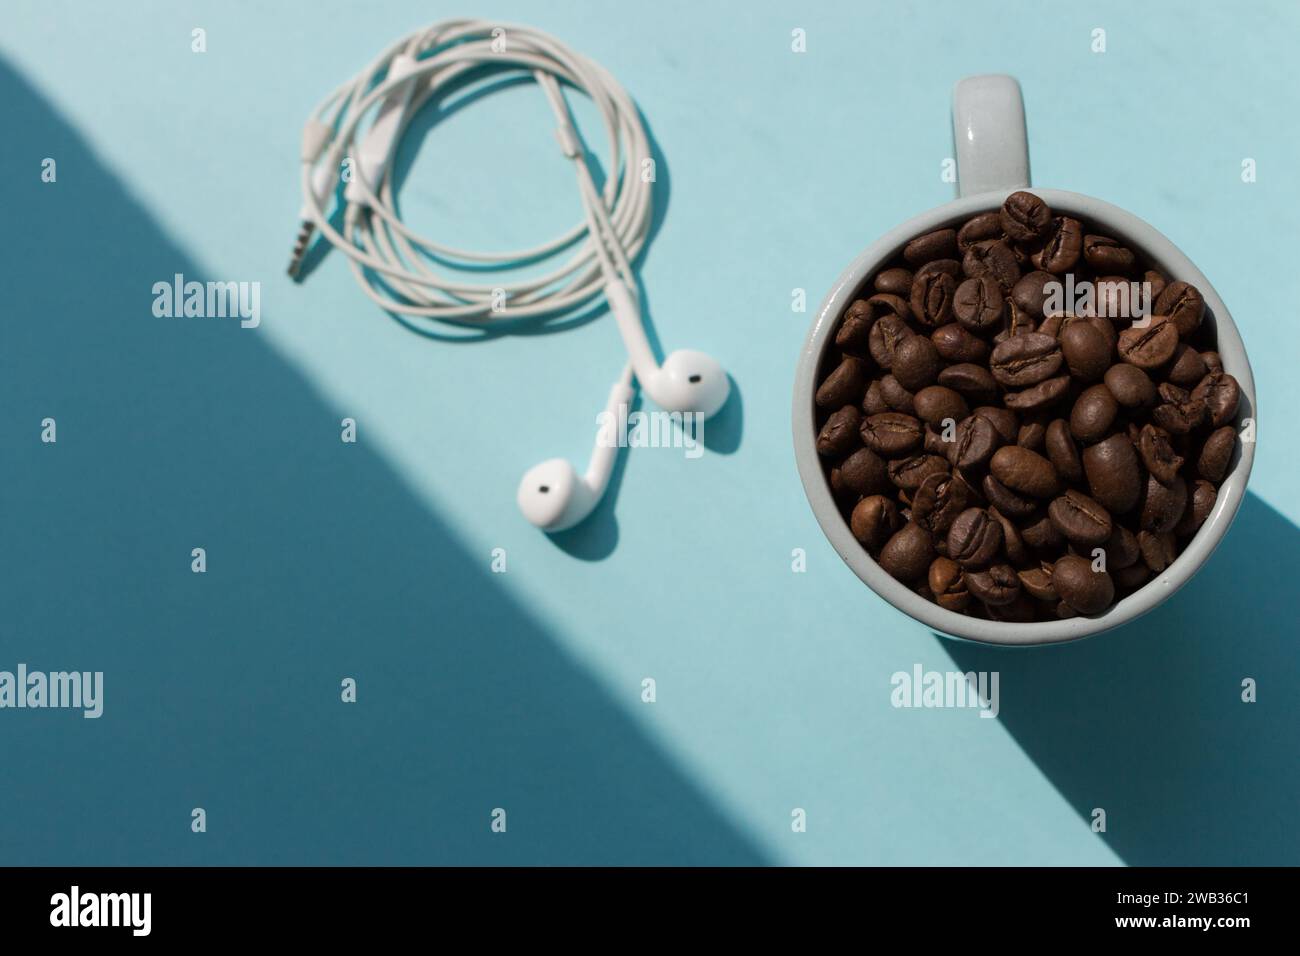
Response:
792,187,1258,646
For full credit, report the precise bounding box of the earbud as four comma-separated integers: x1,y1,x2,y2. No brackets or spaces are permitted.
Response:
518,371,633,532
604,280,730,418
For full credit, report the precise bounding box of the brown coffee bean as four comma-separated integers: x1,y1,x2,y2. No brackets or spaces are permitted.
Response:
860,412,923,456
817,405,862,456
1018,564,1057,602
880,374,916,414
982,473,1036,518
965,563,1021,606
989,332,1063,388
1138,530,1176,573
1117,316,1179,369
947,507,1003,568
946,414,1001,470
1166,343,1208,387
957,211,1003,251
1144,270,1168,306
913,385,969,427
836,447,890,496
931,323,990,363
1094,275,1143,321
1103,525,1141,569
1017,417,1047,450
1197,426,1237,483
1069,383,1119,444
862,379,889,415
1104,363,1156,408
912,471,975,535
874,268,913,297
1000,191,1051,242
1020,512,1063,550
928,556,970,611
891,336,941,392
1011,270,1057,319
879,521,936,582
1177,480,1216,536
904,228,958,266
989,507,1028,565
953,276,1004,332
1151,382,1206,434
1202,350,1222,370
1044,419,1084,483
815,356,866,408
1082,234,1136,273
1191,369,1241,428
938,363,998,404
1053,554,1114,614
1082,433,1141,514
1137,424,1184,486
990,445,1060,498
974,406,1018,443
834,299,875,351
888,454,950,491
1155,280,1205,338
867,313,913,370
1114,562,1152,590
1140,473,1187,534
1032,216,1083,273
963,239,1021,292
1048,489,1113,546
1003,374,1070,411
910,271,957,327
850,494,899,550
987,594,1038,621
1060,320,1112,382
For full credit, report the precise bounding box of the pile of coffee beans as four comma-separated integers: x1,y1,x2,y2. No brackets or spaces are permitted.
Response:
815,191,1243,621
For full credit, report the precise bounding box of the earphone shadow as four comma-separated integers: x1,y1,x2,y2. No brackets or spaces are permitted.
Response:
0,58,768,866
943,491,1300,865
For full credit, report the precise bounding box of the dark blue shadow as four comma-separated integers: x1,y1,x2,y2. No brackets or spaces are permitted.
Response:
0,58,765,866
947,491,1300,866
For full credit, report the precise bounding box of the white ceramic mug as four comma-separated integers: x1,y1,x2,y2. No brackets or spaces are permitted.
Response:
793,75,1257,645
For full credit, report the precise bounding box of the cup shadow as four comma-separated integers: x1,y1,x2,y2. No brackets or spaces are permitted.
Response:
946,491,1300,866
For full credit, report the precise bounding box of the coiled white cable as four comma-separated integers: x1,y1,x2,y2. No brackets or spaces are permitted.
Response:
290,19,655,325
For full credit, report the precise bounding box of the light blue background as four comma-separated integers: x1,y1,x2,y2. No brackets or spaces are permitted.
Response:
1,0,1296,865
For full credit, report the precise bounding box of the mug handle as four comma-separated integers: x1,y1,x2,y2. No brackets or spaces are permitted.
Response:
952,75,1030,198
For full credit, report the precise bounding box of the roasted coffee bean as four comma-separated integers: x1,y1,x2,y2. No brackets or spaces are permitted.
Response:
910,271,957,327
1069,383,1119,444
1155,280,1205,338
867,313,913,369
1003,373,1070,410
879,521,936,582
850,495,899,550
1060,320,1111,382
1082,433,1141,514
983,473,1037,518
1053,555,1114,615
931,323,990,363
1017,418,1047,451
1167,343,1208,387
928,556,970,611
1020,512,1063,550
1178,480,1216,535
946,414,1001,470
1082,234,1135,273
816,356,866,408
817,405,862,456
938,363,999,404
923,425,948,455
989,507,1028,565
953,276,1004,332
1104,525,1141,569
990,446,1060,498
1191,368,1241,428
957,211,1003,251
862,379,889,415
874,267,913,297
1197,426,1237,483
963,239,1020,292
1144,270,1168,306
912,471,974,535
914,259,962,283
947,507,1003,569
836,447,890,496
1152,382,1205,434
1138,530,1176,573
913,385,969,427
1001,301,1037,338
891,335,941,391
987,594,1038,621
888,454,950,492
1094,275,1140,321
1104,363,1156,408
833,299,875,350
1000,191,1051,242
1018,565,1057,602
1044,419,1084,483
1032,216,1083,273
965,563,1021,606
861,412,923,456
1202,350,1222,371
880,374,916,414
974,406,1018,443
1140,473,1187,534
1137,424,1183,486
989,332,1063,388
904,228,958,266
1114,562,1151,590
1011,270,1057,319
1117,316,1179,369
1048,489,1113,546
